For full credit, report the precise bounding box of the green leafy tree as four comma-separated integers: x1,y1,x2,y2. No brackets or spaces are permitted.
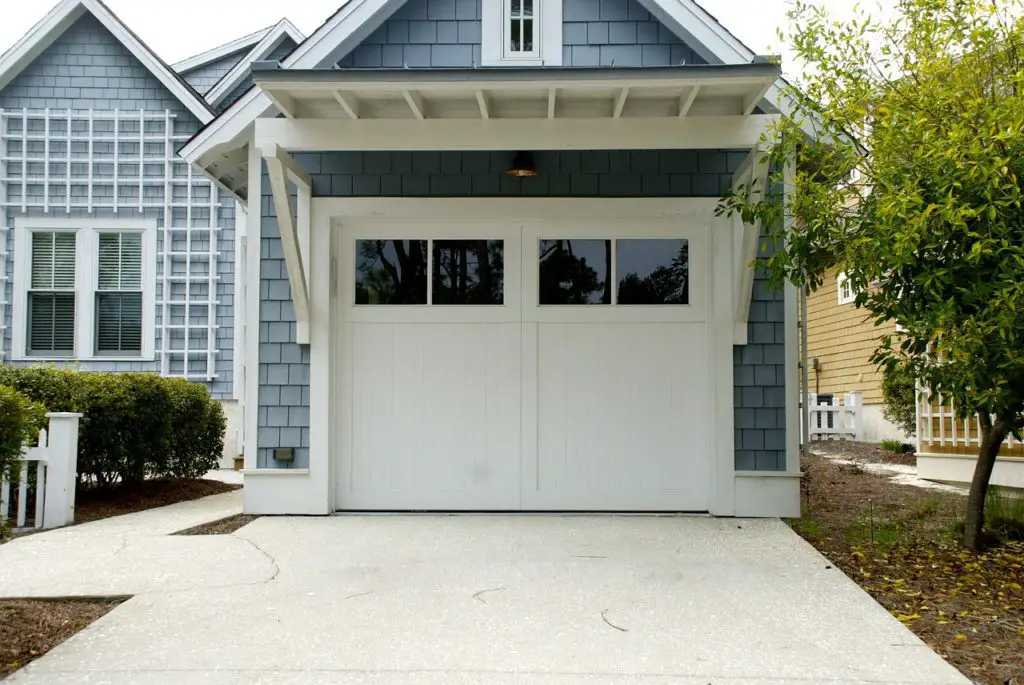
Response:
719,0,1024,550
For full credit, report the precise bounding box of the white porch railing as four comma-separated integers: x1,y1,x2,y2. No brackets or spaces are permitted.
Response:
0,413,82,531
807,392,862,441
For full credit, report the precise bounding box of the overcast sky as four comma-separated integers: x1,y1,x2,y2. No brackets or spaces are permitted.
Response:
0,0,894,77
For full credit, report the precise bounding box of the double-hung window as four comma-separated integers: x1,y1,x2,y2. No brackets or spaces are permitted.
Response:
482,0,562,66
13,218,155,361
95,232,144,355
27,232,77,356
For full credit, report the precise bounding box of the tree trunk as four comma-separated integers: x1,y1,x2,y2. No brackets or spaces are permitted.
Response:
963,414,1007,551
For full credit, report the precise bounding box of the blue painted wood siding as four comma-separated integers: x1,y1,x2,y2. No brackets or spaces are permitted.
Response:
0,13,236,399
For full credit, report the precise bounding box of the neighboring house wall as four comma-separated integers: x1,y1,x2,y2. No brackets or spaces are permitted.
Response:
0,14,236,400
256,149,787,471
180,47,251,94
334,0,704,68
806,265,904,440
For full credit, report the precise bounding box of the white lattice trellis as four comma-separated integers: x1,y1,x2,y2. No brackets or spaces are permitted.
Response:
917,385,1020,451
0,108,221,379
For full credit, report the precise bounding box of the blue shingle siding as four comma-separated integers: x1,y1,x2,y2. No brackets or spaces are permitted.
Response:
180,47,251,94
215,38,298,113
0,12,235,400
562,0,705,66
257,150,786,471
334,0,704,68
337,0,481,68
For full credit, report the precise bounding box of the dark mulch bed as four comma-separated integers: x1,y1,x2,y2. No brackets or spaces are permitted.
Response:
174,514,258,536
74,479,241,525
791,452,1024,684
811,438,917,465
0,598,125,679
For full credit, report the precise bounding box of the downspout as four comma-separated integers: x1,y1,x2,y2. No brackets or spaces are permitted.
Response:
800,285,810,460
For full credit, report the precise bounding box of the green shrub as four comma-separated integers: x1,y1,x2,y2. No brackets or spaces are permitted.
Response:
0,384,47,478
0,366,224,488
880,438,914,454
881,363,917,437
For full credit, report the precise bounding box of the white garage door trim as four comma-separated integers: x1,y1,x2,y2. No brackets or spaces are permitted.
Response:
307,198,737,514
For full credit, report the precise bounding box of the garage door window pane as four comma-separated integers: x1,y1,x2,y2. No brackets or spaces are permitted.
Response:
356,240,428,305
616,239,689,305
433,240,504,305
539,239,611,305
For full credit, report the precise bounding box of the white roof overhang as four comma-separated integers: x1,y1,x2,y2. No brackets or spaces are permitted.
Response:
187,62,780,199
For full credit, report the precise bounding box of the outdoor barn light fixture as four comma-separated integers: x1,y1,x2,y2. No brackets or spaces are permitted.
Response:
506,151,538,177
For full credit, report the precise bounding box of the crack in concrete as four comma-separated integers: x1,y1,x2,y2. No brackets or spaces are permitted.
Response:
601,609,629,633
234,535,281,584
472,587,506,604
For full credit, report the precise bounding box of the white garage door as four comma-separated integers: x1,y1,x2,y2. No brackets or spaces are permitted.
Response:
335,219,712,511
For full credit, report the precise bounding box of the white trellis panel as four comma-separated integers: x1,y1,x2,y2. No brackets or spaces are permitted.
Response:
0,108,221,380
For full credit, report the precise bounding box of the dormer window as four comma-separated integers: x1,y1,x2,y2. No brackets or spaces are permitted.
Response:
506,0,538,58
483,0,562,66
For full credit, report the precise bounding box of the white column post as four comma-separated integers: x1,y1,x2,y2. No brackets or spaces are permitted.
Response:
42,412,82,529
845,392,862,440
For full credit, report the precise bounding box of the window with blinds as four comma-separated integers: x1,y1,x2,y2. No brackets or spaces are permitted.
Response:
95,232,143,354
28,232,77,355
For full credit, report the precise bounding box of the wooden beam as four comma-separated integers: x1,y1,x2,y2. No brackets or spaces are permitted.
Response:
731,145,771,344
254,115,779,152
263,141,312,191
548,88,557,119
260,143,310,344
742,79,773,116
333,90,360,119
678,85,700,118
613,87,630,119
475,90,490,119
403,89,426,119
264,89,301,119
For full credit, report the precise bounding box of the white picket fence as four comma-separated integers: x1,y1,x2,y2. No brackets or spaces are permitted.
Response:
0,413,82,532
807,392,862,441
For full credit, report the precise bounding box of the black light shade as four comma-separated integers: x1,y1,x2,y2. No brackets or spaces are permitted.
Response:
506,151,538,177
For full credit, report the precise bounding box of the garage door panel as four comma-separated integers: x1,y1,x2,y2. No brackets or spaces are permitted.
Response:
528,322,712,511
344,322,522,510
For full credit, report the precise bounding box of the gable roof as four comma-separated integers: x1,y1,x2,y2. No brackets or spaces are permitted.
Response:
172,25,274,75
181,0,791,199
0,0,214,123
204,19,305,109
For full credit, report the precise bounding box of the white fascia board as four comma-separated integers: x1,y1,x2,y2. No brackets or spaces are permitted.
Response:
254,115,777,152
0,0,214,124
281,0,404,70
206,19,306,108
173,26,272,74
637,0,790,116
181,88,272,165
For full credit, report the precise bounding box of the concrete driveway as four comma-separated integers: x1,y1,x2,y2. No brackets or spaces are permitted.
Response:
5,514,967,684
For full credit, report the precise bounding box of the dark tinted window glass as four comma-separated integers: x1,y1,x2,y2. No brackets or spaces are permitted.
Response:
355,240,428,305
539,239,611,305
616,239,689,305
433,240,504,305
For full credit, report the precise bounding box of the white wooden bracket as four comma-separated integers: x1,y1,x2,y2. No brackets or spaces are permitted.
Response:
261,143,312,345
732,145,771,345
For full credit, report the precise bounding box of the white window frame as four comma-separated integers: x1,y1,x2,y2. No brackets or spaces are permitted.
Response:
482,0,562,67
12,217,157,362
836,272,855,305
